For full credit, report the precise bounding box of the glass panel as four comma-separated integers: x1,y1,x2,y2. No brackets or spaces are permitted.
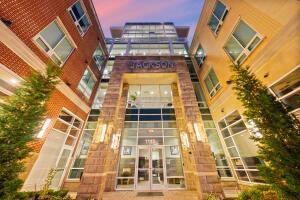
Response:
221,128,230,137
53,120,69,133
152,169,164,185
217,168,232,177
248,171,264,183
41,21,64,48
281,91,300,110
248,36,261,51
138,149,149,168
138,137,163,145
232,131,259,158
152,148,163,168
138,129,162,137
228,147,239,157
225,111,242,125
139,122,161,128
71,1,84,20
116,178,134,189
214,0,226,19
164,129,177,137
167,178,185,188
163,121,176,128
78,15,90,32
270,68,300,97
69,169,83,179
225,137,234,147
236,170,249,181
54,38,73,62
230,121,247,134
164,137,179,145
233,20,256,47
208,14,219,33
138,170,149,186
232,158,244,169
224,36,243,60
57,149,71,168
118,158,136,177
36,37,49,52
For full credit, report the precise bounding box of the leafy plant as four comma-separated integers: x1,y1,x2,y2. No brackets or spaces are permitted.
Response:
230,65,300,200
0,64,61,199
238,185,280,200
205,193,219,200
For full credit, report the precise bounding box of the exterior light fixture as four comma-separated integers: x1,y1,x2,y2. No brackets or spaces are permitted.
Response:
111,132,121,149
36,118,51,138
100,124,107,142
10,78,19,85
180,132,190,148
193,123,202,141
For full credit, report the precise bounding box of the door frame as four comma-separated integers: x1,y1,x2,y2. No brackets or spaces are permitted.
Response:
135,145,166,191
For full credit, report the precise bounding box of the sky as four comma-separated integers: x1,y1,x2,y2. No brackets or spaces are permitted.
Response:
92,0,204,43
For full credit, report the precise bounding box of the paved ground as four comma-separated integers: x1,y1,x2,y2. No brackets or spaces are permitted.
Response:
102,191,199,200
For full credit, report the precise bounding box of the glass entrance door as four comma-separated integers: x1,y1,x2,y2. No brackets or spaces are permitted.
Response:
137,146,165,190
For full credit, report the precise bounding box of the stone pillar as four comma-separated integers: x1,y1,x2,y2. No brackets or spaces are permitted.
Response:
77,69,126,199
173,61,224,199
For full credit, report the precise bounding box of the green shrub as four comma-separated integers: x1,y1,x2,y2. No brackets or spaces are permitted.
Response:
238,185,280,200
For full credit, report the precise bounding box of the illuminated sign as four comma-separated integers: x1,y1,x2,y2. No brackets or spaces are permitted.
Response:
128,60,176,69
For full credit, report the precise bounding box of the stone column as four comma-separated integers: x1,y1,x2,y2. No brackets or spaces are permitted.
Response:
77,68,126,200
174,61,224,199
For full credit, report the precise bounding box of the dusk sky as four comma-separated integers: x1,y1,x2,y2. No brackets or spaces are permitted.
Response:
92,0,204,43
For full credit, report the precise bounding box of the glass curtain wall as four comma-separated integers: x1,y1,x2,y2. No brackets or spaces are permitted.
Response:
186,58,232,178
116,84,185,190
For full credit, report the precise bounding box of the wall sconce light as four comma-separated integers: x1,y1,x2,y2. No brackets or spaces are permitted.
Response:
36,118,51,138
180,132,190,148
111,132,121,149
193,123,202,141
99,124,107,142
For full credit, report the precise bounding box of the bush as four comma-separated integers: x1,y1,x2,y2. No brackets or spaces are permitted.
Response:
238,185,281,200
16,190,72,200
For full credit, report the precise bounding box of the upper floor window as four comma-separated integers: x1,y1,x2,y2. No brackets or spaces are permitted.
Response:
270,66,300,120
35,21,74,66
204,68,220,97
93,46,105,71
195,44,206,67
78,68,96,98
68,1,90,36
224,20,262,65
208,0,228,35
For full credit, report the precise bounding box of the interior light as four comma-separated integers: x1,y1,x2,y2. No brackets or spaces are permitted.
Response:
164,91,168,95
100,124,107,142
150,91,154,95
37,119,51,138
193,123,202,141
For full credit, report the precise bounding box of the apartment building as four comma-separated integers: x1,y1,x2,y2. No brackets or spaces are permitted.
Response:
189,0,299,187
0,0,108,191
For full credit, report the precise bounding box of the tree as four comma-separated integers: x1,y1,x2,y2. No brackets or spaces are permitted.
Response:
229,65,300,199
0,64,61,199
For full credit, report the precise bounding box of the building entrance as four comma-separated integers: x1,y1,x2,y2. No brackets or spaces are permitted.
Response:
137,146,165,190
116,84,186,190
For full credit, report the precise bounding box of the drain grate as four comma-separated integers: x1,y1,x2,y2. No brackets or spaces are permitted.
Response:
137,192,164,197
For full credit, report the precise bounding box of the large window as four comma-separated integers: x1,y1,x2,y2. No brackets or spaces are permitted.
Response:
218,111,264,183
110,44,127,56
93,46,105,71
208,0,228,35
224,20,262,64
195,44,206,67
129,44,170,55
204,68,221,97
78,68,96,98
34,21,74,66
270,66,300,121
68,1,90,36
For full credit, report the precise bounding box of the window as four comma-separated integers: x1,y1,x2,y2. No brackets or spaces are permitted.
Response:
218,111,264,183
93,46,105,71
204,69,220,97
78,68,96,98
195,44,206,67
270,66,300,121
224,20,262,64
208,0,228,34
35,21,74,66
68,1,90,36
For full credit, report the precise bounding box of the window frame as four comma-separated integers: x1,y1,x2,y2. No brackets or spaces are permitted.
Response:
78,67,97,99
67,0,92,37
204,68,221,98
92,44,106,71
223,19,263,65
33,18,76,67
268,65,300,118
207,0,229,36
